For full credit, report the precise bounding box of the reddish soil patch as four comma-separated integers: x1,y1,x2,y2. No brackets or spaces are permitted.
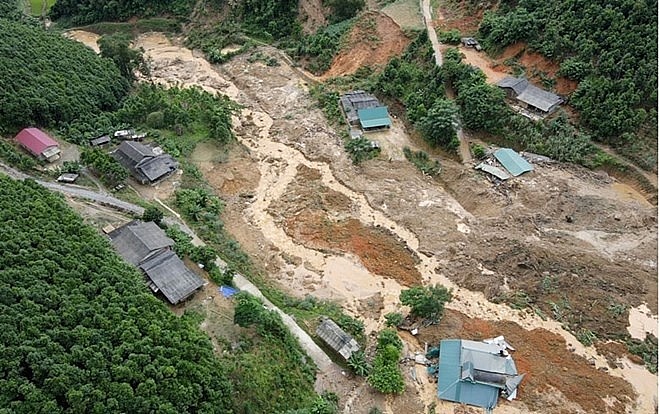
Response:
499,42,578,95
322,11,410,78
417,310,637,413
270,165,422,285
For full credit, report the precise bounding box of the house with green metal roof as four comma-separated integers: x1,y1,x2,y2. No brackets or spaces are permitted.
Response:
494,148,533,177
357,106,391,131
340,90,392,132
437,339,524,411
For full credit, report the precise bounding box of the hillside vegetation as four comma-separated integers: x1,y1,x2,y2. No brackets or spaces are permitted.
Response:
478,0,658,169
0,177,233,413
0,17,128,135
50,0,195,25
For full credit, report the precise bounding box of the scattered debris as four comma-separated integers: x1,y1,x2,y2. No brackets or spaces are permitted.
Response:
475,162,511,181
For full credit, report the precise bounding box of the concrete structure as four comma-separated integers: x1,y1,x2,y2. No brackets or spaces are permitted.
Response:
15,128,61,162
497,77,562,116
108,220,203,304
437,339,524,410
494,148,533,177
113,141,178,185
316,317,360,360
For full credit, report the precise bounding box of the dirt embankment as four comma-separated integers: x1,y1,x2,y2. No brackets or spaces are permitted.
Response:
322,11,411,78
270,164,422,286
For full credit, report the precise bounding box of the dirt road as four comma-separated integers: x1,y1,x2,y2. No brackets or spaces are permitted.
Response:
65,31,658,413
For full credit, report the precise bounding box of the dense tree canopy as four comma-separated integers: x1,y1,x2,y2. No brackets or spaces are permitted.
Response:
50,0,195,25
0,18,128,134
478,0,658,143
0,177,233,413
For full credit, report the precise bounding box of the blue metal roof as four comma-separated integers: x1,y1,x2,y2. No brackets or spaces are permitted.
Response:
437,339,513,410
357,106,391,129
494,148,533,177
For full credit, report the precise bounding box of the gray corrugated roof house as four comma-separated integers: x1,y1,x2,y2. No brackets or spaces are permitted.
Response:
316,317,360,360
437,339,524,411
108,220,203,304
113,141,178,185
108,220,174,266
139,249,204,305
497,77,562,115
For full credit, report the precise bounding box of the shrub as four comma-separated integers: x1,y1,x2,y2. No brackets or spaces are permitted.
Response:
400,284,452,322
384,312,404,327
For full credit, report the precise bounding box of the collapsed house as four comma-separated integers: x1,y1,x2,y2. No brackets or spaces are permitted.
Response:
339,90,392,132
437,337,524,411
108,220,204,304
112,141,178,185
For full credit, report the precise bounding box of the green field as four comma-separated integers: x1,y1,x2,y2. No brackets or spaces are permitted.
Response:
29,0,55,16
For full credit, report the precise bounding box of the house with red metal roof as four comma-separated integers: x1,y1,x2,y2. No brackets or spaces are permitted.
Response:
15,128,61,162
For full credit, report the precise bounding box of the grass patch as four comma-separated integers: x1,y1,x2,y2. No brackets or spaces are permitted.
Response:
29,0,55,15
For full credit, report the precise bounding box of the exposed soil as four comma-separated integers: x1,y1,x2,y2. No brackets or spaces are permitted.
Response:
270,164,422,286
417,309,637,414
65,30,659,414
322,11,411,78
299,0,327,34
382,0,425,30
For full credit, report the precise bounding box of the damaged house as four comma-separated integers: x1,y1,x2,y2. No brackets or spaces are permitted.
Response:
437,337,524,411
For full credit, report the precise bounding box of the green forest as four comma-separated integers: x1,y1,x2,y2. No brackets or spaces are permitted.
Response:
50,0,195,25
479,0,658,169
0,177,233,412
0,17,128,135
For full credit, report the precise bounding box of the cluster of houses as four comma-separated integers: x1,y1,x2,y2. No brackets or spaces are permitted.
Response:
12,127,179,186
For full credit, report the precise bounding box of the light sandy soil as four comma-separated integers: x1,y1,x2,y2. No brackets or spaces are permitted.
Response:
66,30,658,414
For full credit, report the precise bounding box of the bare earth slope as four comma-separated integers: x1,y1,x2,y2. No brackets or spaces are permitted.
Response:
67,30,658,414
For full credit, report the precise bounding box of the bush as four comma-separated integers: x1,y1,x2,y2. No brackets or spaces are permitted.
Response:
471,143,486,159
400,284,452,323
367,344,405,394
347,351,371,376
438,29,461,44
377,329,403,351
345,137,381,164
146,111,165,128
384,312,404,327
403,147,441,175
